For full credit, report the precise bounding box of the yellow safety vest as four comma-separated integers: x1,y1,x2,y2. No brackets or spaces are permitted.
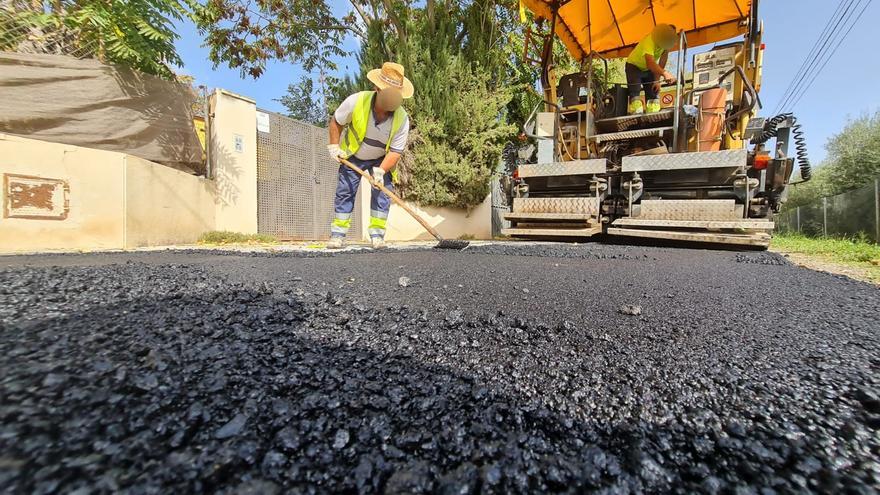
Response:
340,91,408,159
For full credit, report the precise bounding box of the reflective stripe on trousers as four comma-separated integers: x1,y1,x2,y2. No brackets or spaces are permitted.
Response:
330,156,393,239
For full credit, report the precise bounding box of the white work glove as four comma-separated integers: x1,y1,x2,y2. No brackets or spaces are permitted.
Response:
327,144,342,162
372,166,386,184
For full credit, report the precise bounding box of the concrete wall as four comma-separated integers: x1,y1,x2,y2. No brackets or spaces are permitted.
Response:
124,154,215,248
210,89,258,234
0,87,491,253
355,187,492,242
0,134,215,253
0,134,126,252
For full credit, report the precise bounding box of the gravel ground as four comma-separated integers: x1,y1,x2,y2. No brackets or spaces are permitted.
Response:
1,243,879,494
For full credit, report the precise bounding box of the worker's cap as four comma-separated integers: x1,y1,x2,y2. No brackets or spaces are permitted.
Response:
653,24,678,50
367,62,414,99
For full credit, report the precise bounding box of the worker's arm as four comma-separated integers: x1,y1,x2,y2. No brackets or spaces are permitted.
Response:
645,54,676,84
378,151,402,173
328,116,343,145
327,94,358,160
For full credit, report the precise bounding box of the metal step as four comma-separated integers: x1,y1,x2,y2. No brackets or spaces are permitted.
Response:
595,109,674,133
635,199,744,221
590,127,673,143
607,227,771,247
512,197,599,215
505,212,593,222
622,149,747,172
612,218,774,230
518,159,607,178
503,226,603,238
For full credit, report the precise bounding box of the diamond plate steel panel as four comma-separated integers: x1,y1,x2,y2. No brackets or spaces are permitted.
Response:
596,108,674,133
592,127,672,143
518,159,607,178
636,200,744,220
512,197,599,215
257,110,362,240
622,149,746,172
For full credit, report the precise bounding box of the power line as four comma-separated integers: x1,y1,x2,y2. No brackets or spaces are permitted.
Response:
786,0,873,110
773,0,862,115
773,0,860,113
771,0,851,115
779,0,869,112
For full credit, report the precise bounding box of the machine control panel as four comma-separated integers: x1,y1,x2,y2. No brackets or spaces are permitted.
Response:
691,44,740,105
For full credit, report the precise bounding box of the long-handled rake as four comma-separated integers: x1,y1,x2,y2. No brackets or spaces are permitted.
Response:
339,158,470,250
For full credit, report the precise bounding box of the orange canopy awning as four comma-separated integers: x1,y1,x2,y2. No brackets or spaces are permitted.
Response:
521,0,751,60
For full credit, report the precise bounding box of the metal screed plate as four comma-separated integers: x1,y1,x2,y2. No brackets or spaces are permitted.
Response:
518,159,607,178
512,197,599,215
622,149,746,172
612,218,774,230
607,228,771,247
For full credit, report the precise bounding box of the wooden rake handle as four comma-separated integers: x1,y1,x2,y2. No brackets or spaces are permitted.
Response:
338,158,444,242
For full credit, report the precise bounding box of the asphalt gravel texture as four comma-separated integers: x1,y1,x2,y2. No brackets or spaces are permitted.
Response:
1,243,879,494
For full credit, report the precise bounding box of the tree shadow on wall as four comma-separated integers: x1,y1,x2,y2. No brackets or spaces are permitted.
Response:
209,142,241,209
109,62,205,175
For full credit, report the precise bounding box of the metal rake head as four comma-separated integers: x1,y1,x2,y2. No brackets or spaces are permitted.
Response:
434,239,470,250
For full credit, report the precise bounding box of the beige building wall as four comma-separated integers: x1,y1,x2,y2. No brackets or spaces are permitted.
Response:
0,133,126,252
124,154,215,248
354,181,491,242
0,134,216,253
1,91,490,253
383,195,492,241
210,89,258,234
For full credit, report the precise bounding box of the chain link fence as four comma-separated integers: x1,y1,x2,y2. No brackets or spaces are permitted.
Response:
775,178,880,243
0,7,100,59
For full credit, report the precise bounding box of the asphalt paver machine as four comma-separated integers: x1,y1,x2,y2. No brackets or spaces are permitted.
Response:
504,0,811,248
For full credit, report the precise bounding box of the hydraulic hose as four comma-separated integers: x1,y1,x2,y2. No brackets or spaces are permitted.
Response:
751,113,811,182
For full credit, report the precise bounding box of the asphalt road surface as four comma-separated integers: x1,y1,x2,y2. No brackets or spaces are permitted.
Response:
1,243,878,494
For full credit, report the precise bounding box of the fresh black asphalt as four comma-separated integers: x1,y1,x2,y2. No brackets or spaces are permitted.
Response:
1,243,878,493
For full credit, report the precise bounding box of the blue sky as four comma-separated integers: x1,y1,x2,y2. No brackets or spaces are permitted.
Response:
175,0,878,164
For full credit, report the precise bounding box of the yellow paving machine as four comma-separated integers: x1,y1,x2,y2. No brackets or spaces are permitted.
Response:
503,0,811,248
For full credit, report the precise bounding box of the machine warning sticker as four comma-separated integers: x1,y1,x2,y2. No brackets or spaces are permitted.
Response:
662,94,674,105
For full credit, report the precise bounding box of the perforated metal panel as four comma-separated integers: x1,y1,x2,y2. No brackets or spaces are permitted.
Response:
257,110,362,240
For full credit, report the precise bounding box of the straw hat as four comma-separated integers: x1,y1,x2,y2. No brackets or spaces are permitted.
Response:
367,62,414,99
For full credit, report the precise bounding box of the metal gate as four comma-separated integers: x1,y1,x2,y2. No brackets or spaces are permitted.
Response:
256,110,363,240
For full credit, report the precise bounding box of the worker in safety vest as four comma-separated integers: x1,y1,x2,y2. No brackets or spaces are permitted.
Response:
626,24,678,115
326,62,413,249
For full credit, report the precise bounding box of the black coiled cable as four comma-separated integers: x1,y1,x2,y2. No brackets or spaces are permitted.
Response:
790,119,811,181
751,113,811,182
751,113,788,145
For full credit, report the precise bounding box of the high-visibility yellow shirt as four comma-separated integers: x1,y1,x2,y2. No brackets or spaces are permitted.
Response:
627,33,665,71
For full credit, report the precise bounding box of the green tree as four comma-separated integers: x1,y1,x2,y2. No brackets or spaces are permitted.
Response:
277,75,328,127
191,0,356,78
3,0,192,79
784,111,880,209
823,112,880,193
339,1,518,207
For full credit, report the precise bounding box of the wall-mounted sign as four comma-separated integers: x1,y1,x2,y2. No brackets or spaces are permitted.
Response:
256,111,271,133
3,173,70,220
234,134,244,153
